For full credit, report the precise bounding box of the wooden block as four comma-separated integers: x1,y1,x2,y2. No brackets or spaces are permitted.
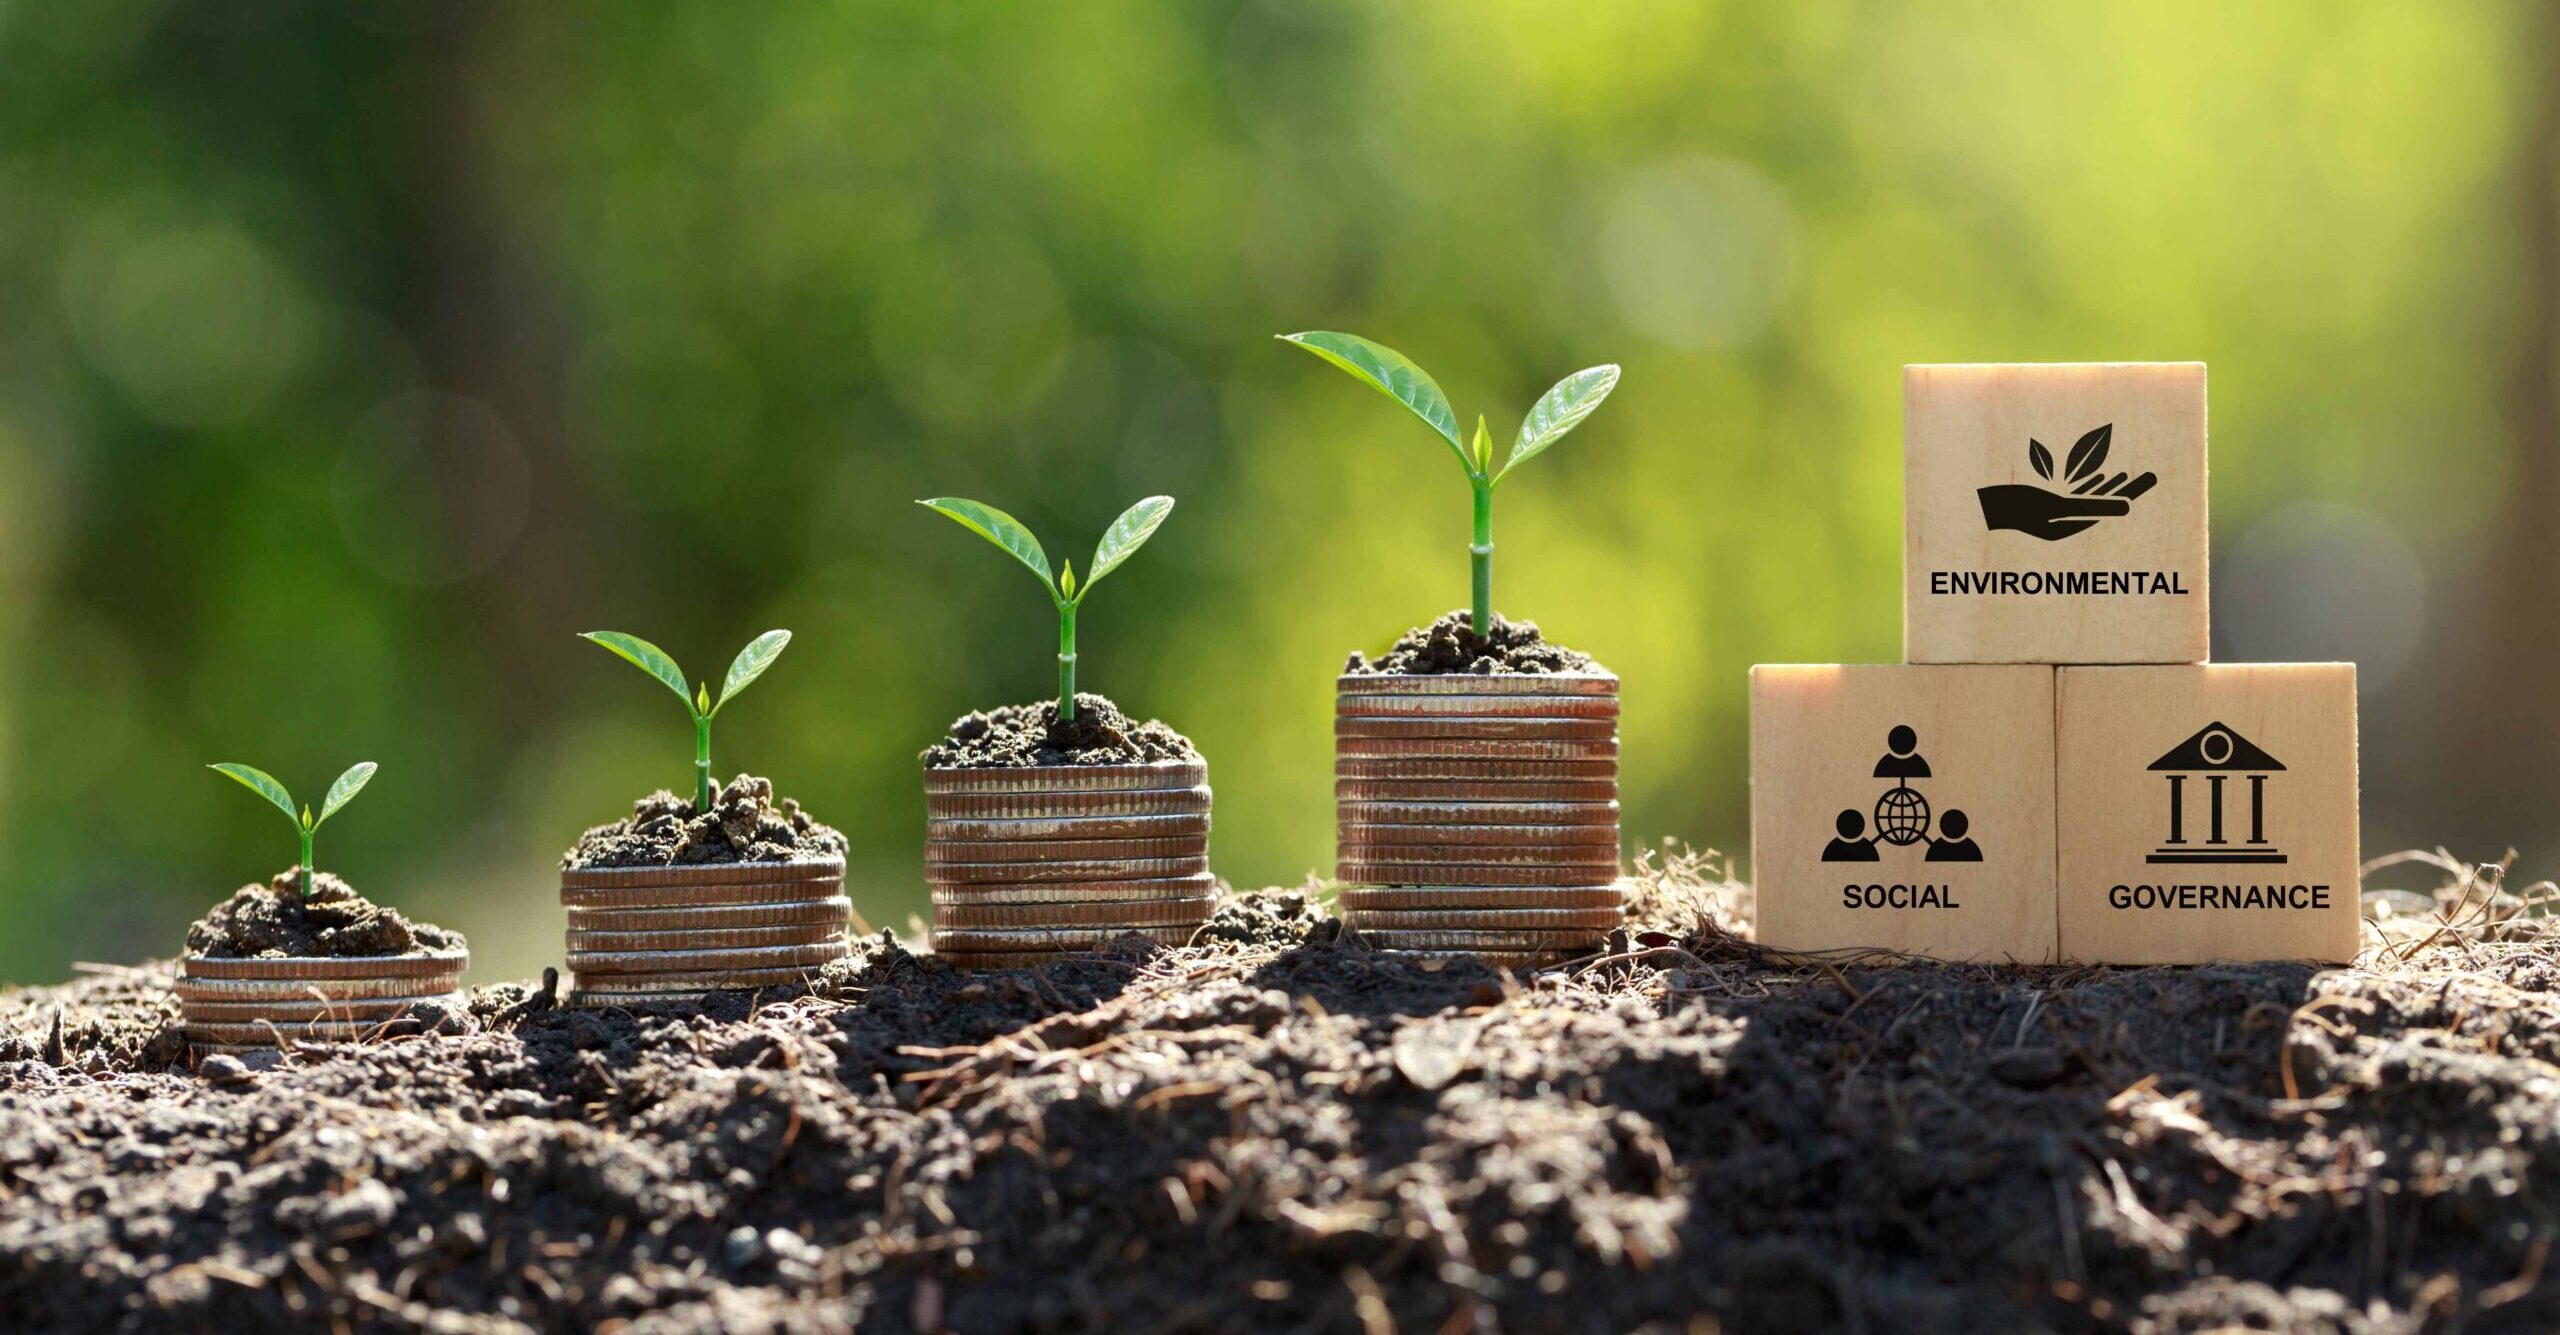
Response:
2056,665,2359,963
1904,363,2208,664
1750,665,2057,963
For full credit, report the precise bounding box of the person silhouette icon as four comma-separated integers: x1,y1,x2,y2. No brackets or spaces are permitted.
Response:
1925,808,1983,862
1821,808,1880,862
1873,724,1932,781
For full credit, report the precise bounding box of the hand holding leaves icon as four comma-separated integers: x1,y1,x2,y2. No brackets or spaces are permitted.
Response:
1981,423,2155,541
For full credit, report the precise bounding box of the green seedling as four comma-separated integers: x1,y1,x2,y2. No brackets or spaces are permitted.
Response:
917,495,1174,723
581,629,791,810
1279,331,1619,637
208,761,377,899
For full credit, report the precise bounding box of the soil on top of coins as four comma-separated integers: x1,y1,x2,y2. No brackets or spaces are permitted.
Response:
1347,609,1603,675
923,693,1200,769
566,773,849,869
6,846,2558,1333
183,870,465,960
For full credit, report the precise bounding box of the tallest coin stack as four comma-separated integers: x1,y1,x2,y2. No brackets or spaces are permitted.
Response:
1334,671,1626,964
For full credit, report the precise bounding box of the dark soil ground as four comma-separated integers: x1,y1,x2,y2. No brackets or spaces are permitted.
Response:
567,775,849,869
4,846,2558,1333
924,695,1200,769
1347,611,1602,675
185,871,465,960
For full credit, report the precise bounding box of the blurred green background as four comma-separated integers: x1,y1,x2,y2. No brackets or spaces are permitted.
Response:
1,1,2553,985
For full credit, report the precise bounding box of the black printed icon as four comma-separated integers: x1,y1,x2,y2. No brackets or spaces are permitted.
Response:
1977,424,2157,542
2145,722,2287,864
1820,724,1983,862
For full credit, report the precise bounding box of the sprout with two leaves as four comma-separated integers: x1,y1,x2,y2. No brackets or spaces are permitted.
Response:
917,495,1174,723
208,761,378,899
581,629,792,811
1279,331,1619,637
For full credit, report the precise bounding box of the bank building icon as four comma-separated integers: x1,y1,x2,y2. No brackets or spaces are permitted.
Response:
2145,722,2287,864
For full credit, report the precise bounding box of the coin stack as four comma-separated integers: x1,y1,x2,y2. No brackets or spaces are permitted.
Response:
176,949,470,1055
1335,671,1625,964
925,759,1215,967
559,858,850,1006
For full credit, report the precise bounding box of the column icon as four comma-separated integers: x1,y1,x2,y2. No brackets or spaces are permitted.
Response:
2144,722,2286,864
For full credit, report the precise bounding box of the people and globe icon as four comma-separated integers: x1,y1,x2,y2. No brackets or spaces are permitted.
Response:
1820,724,1983,863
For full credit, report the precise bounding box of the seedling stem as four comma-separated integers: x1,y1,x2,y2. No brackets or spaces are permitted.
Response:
580,629,793,812
917,495,1175,726
208,761,378,899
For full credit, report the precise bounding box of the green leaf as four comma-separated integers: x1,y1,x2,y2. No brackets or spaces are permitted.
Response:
1080,495,1172,599
918,497,1055,594
581,632,696,715
1498,365,1620,485
1058,560,1077,599
714,629,791,714
695,682,712,714
1277,332,1469,468
315,761,376,828
1471,416,1492,474
211,763,299,828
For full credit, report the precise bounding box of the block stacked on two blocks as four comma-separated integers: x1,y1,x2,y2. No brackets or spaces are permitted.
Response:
1752,364,2360,964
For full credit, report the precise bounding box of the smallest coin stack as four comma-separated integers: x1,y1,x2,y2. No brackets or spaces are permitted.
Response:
559,857,850,1006
925,759,1215,967
177,949,470,1055
1336,671,1626,966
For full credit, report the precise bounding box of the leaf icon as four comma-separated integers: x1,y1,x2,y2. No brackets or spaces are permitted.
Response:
2028,439,2053,481
2064,423,2112,484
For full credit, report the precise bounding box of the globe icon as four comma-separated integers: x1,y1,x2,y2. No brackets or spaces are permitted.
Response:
1873,785,1931,846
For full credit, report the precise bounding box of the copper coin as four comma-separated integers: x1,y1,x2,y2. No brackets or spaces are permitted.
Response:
1334,673,1617,697
925,855,1210,886
559,857,844,891
559,876,845,910
1337,885,1627,911
923,761,1206,795
1334,758,1616,783
933,896,1214,930
1335,717,1617,741
1341,906,1624,931
180,993,466,1023
565,941,848,976
927,811,1212,842
1337,737,1617,762
1336,861,1619,888
930,873,1219,906
923,835,1208,865
1339,842,1621,867
1351,929,1606,951
567,965,828,992
565,924,847,953
1339,799,1619,827
926,784,1213,820
1337,692,1621,720
564,898,854,931
1335,778,1620,804
180,951,469,983
928,925,1197,952
174,973,463,1003
1339,823,1620,849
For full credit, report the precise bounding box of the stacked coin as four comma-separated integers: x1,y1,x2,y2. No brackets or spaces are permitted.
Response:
177,949,470,1055
926,759,1214,967
1336,671,1625,964
559,858,849,1006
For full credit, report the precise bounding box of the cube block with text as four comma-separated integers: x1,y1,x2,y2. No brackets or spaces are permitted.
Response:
2056,664,2359,963
1905,363,2208,664
1751,664,2057,963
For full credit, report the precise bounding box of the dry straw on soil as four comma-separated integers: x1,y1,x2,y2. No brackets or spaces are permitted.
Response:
0,844,2555,1331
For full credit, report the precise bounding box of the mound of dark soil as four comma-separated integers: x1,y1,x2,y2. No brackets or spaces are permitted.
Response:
183,871,464,960
1347,609,1602,675
923,693,1200,768
567,774,848,869
7,849,2557,1333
